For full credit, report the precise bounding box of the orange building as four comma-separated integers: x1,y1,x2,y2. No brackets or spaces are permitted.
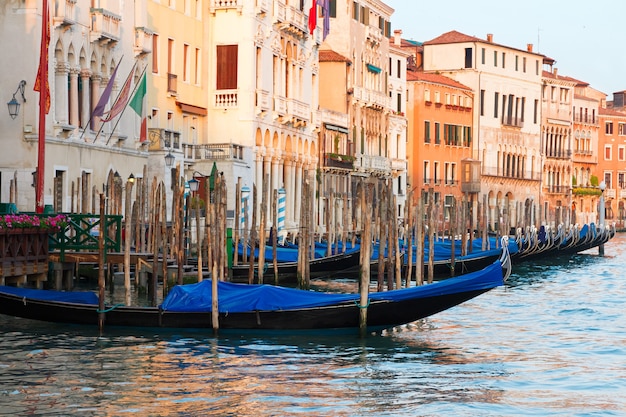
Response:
406,69,474,227
598,93,626,228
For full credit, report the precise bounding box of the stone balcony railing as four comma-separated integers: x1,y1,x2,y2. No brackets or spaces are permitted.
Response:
182,143,245,162
209,0,243,13
134,27,153,56
53,0,77,26
90,8,121,43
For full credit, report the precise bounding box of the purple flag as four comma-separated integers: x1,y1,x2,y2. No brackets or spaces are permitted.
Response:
92,60,121,118
317,0,330,40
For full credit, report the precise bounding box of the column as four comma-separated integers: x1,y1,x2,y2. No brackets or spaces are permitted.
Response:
263,154,272,223
55,62,70,125
80,70,91,129
69,68,80,128
255,148,264,226
90,75,102,132
294,159,302,224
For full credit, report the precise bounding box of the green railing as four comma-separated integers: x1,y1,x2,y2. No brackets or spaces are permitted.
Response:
48,214,123,261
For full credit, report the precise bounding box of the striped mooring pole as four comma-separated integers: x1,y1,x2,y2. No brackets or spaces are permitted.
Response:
241,186,250,235
277,188,286,244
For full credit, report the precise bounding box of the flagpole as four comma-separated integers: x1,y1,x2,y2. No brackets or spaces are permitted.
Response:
36,0,48,214
105,64,146,146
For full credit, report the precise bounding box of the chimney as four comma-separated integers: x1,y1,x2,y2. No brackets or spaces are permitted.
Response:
487,33,493,43
553,68,558,77
394,29,402,46
527,43,533,52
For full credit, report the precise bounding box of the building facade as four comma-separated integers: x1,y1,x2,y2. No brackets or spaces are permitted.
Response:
0,0,148,213
422,31,544,232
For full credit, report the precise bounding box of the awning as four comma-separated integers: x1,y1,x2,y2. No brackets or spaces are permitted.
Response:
325,124,349,133
366,63,382,74
175,101,207,116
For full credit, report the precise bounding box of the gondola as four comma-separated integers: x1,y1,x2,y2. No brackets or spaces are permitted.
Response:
0,241,511,333
230,246,362,283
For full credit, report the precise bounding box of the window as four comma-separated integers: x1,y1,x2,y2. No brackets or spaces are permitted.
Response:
168,38,174,74
523,57,526,72
389,57,392,77
216,45,238,89
502,52,505,68
494,92,499,118
183,44,189,82
397,59,401,78
330,0,337,17
535,60,539,75
434,91,440,103
619,146,625,161
445,93,450,105
605,145,612,160
619,123,626,136
396,93,401,112
434,122,440,144
424,121,431,143
464,47,472,68
619,172,626,189
493,50,497,67
515,55,519,71
481,48,485,65
606,121,614,135
352,1,359,20
152,34,159,73
480,89,485,116
423,161,430,183
533,99,538,124
424,89,431,102
434,162,439,184
195,48,200,84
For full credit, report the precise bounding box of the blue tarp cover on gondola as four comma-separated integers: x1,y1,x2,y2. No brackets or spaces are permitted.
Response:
0,286,99,305
160,261,503,313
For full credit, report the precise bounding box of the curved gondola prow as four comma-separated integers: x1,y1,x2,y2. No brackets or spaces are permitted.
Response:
499,236,512,281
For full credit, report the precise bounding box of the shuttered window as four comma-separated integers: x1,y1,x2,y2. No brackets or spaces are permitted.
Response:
216,45,238,90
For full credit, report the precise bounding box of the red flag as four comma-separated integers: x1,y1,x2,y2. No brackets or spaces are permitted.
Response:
33,1,50,114
308,2,317,35
101,64,136,122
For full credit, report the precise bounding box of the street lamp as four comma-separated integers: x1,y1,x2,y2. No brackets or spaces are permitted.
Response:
164,151,175,168
188,177,199,193
7,80,26,119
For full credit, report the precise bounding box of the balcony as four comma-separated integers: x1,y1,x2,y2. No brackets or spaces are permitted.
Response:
481,166,541,181
502,116,524,128
148,128,181,151
256,0,270,14
134,27,153,56
352,86,390,110
183,143,244,162
287,98,310,124
324,153,354,170
53,0,77,26
545,185,572,194
545,149,572,159
90,8,121,43
167,73,177,94
276,5,307,38
214,90,238,108
255,89,271,114
273,1,286,23
274,95,287,117
366,25,383,45
209,0,243,14
357,154,391,175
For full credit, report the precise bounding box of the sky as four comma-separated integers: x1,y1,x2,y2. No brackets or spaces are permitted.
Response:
385,0,626,97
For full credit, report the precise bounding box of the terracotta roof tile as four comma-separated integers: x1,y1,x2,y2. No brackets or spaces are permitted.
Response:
406,69,472,91
423,30,482,45
600,107,626,117
319,50,351,63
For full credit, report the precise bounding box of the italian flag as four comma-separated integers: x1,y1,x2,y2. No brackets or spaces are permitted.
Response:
129,72,147,142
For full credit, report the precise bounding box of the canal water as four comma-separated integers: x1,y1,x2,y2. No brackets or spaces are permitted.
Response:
1,234,625,416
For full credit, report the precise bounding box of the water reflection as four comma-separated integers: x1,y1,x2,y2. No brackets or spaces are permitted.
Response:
1,235,626,415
